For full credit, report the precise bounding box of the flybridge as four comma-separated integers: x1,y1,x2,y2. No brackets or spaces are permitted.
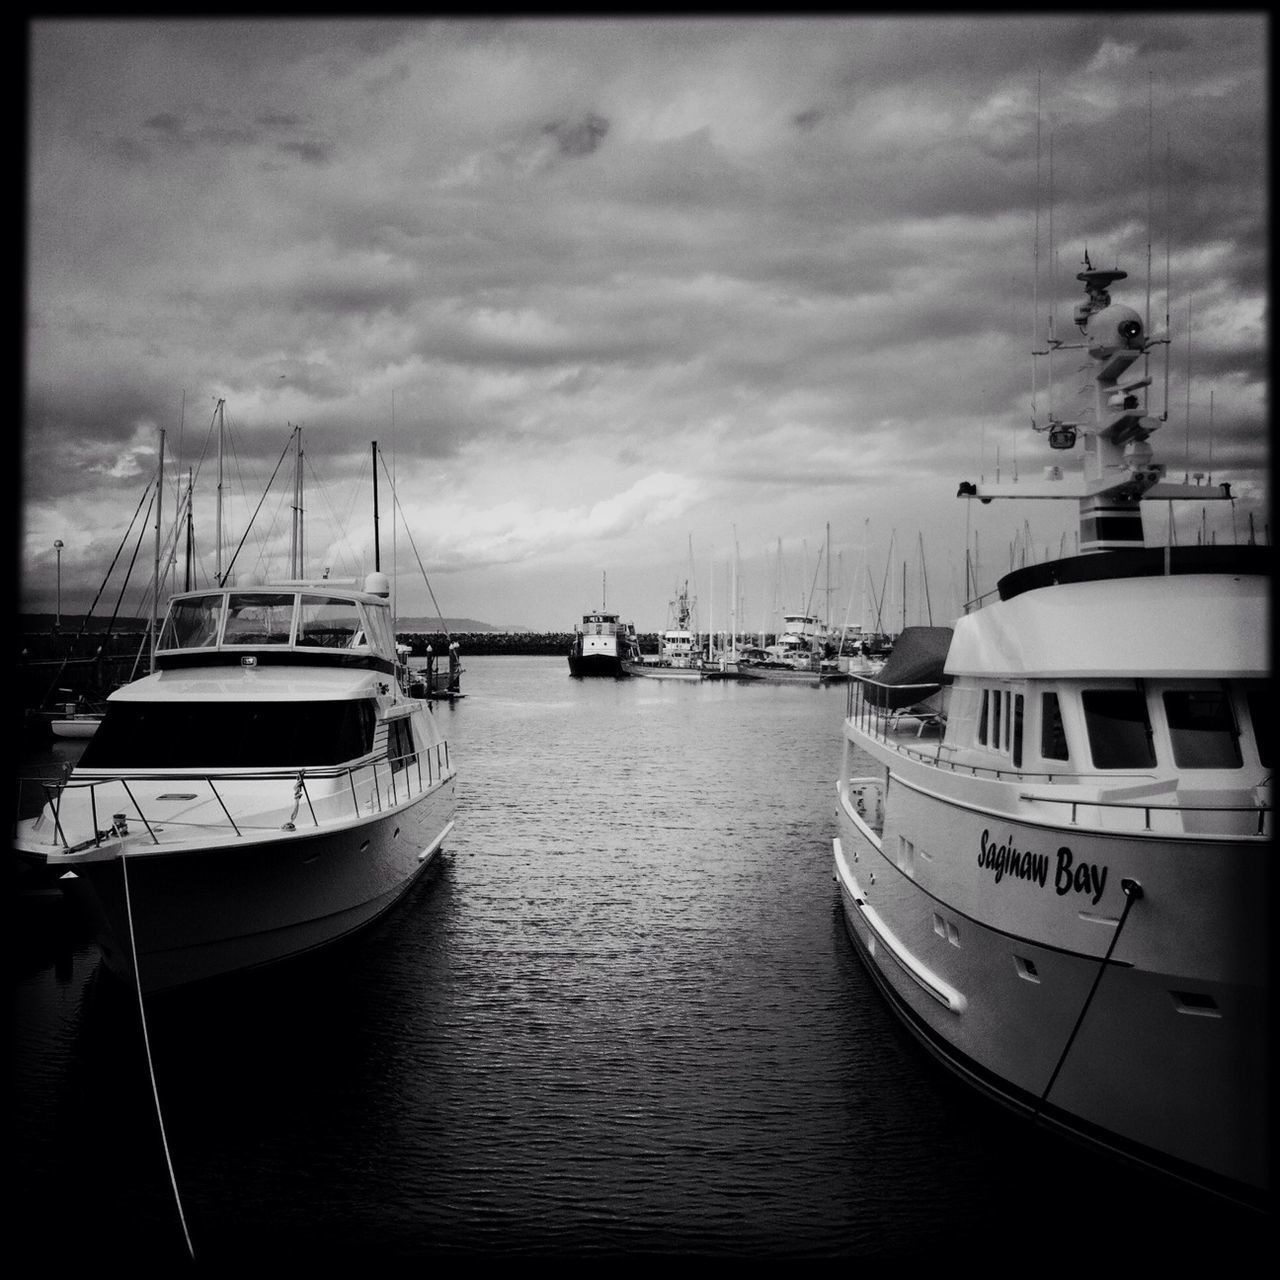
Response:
957,265,1231,554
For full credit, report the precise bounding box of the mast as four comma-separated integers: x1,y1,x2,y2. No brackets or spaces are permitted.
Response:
372,440,381,572
731,525,739,660
151,428,164,673
183,469,194,591
215,398,225,585
825,521,831,633
289,425,304,579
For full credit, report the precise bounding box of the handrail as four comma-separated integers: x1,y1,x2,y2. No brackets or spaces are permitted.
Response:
1017,790,1272,835
17,743,453,852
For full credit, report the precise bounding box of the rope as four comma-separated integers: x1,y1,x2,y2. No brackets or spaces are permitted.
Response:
120,850,197,1260
1035,876,1144,1118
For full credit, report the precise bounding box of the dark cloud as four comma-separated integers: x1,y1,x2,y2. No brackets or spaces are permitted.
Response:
544,112,610,157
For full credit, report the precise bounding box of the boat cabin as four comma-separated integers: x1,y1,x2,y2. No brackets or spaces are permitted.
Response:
154,575,398,672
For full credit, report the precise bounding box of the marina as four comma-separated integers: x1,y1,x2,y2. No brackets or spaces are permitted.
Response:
17,14,1270,1266
11,655,1267,1261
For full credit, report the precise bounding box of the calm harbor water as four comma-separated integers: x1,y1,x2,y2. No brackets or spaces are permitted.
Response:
9,656,1269,1260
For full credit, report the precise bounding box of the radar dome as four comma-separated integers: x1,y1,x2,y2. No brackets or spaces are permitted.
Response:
1086,303,1145,357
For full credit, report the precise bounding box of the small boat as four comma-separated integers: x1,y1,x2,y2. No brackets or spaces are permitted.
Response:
833,258,1270,1206
49,711,104,739
14,571,458,994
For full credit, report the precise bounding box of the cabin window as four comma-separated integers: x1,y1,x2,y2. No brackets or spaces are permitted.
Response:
977,690,989,746
1041,692,1069,761
1243,683,1272,767
1163,689,1242,769
223,593,296,645
387,717,416,774
1012,695,1024,768
1082,689,1156,769
158,595,224,650
992,690,1002,751
81,699,378,768
297,595,364,648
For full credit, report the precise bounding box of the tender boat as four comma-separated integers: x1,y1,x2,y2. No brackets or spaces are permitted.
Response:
14,572,457,994
49,711,104,740
833,262,1270,1207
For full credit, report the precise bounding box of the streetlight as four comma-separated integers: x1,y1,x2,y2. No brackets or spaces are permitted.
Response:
54,540,64,632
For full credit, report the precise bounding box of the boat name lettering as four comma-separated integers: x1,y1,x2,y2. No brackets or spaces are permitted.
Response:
1054,845,1108,906
977,830,1048,888
977,832,1108,905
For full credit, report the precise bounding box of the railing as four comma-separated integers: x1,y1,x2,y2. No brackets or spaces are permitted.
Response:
1016,790,1271,837
16,741,454,853
846,676,943,724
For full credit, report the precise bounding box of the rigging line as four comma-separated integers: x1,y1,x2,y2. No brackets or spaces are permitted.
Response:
219,430,299,586
41,478,156,706
120,851,196,1260
1034,877,1144,1118
377,449,452,641
124,494,163,684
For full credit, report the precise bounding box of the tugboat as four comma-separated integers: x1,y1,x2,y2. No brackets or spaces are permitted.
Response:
833,260,1270,1207
567,575,638,678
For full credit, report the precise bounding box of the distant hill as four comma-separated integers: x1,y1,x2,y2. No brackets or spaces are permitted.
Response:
20,613,522,635
395,617,511,633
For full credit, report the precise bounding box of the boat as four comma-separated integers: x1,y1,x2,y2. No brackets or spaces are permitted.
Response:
13,571,458,994
567,574,639,678
49,711,104,739
736,614,845,684
833,259,1270,1208
623,579,705,680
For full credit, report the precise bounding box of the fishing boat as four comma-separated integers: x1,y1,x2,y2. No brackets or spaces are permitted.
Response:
623,580,704,680
833,261,1270,1207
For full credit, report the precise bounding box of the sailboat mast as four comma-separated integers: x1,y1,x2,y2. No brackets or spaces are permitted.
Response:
825,522,831,632
151,428,165,673
289,425,305,579
184,469,194,591
215,398,225,585
731,525,739,659
372,440,381,573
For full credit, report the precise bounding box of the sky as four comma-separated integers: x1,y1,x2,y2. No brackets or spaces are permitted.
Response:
19,14,1269,635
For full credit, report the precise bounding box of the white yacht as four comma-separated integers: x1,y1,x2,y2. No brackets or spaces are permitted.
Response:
14,572,457,994
833,263,1269,1207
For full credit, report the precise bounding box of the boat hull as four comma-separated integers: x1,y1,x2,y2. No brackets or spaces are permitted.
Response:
567,651,627,678
55,780,456,994
833,772,1269,1205
50,715,102,739
621,660,702,680
736,662,840,684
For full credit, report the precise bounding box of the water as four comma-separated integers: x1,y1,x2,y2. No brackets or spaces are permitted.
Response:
9,657,1269,1260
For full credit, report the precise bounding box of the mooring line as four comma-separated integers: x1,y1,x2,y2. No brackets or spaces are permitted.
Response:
121,849,197,1260
1035,876,1144,1119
